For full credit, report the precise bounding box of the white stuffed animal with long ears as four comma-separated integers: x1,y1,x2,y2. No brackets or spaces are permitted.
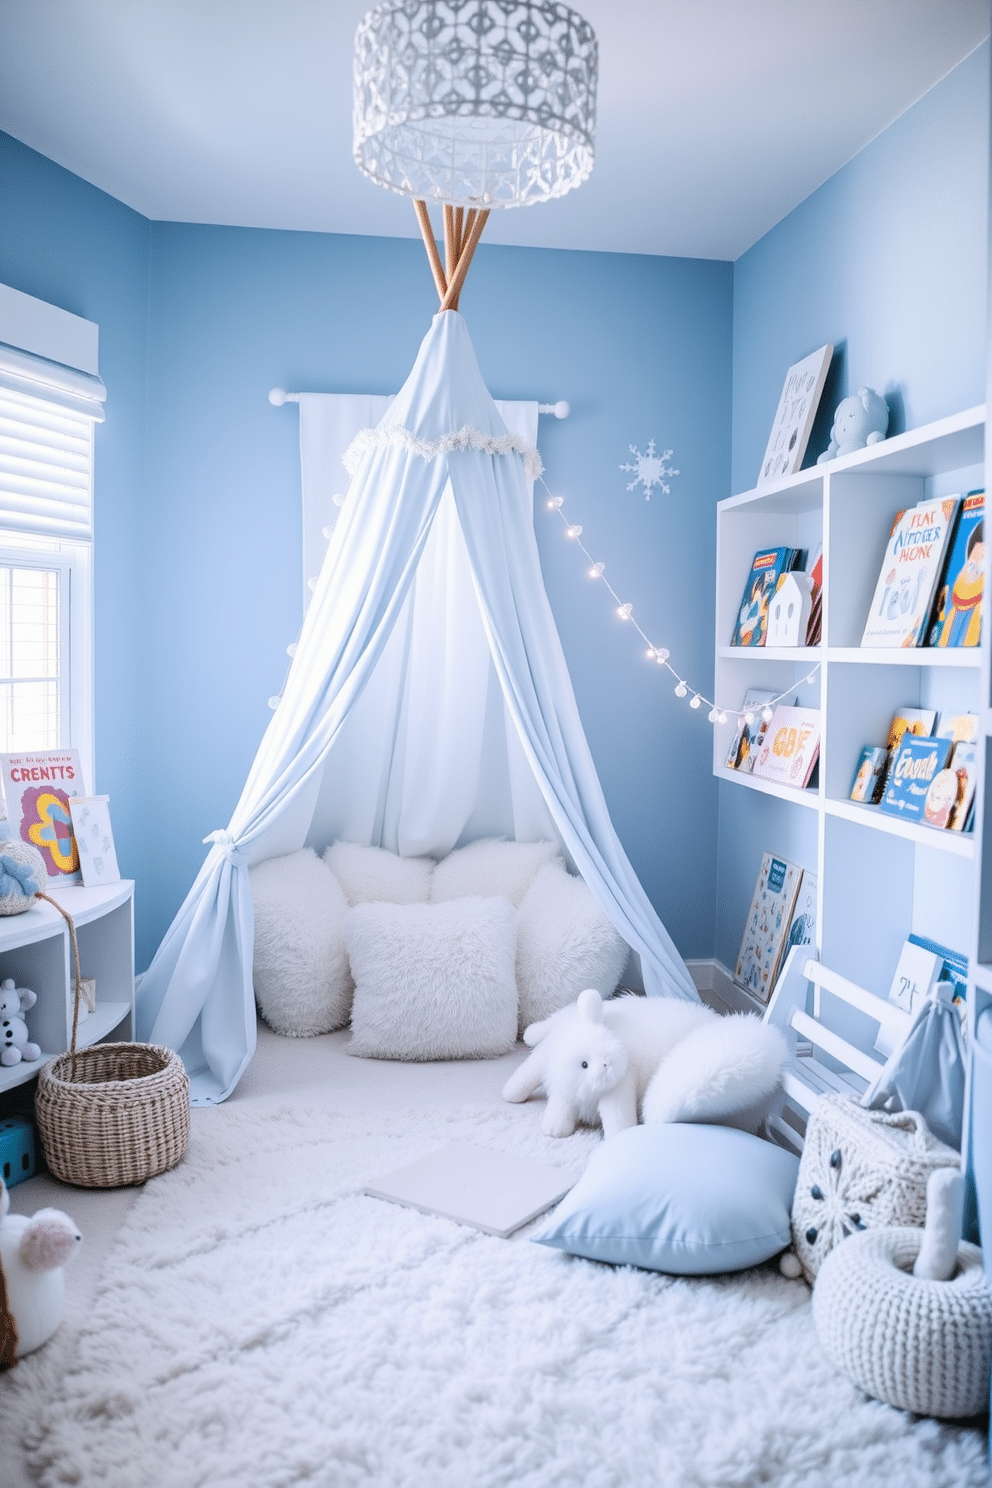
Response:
503,988,787,1139
0,1174,81,1367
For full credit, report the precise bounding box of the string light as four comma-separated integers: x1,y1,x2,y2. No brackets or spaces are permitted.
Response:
539,473,820,727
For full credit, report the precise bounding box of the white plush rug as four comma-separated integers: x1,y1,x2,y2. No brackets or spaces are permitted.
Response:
9,1103,991,1488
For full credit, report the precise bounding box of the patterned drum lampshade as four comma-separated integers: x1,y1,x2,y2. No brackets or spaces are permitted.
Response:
353,0,598,208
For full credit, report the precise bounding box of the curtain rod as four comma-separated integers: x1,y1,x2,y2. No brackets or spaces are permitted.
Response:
268,387,570,419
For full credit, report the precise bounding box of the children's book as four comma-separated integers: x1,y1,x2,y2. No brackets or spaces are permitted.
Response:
922,762,961,830
880,735,953,824
849,746,889,804
875,938,944,1055
886,707,938,752
730,547,799,647
861,496,960,648
946,741,978,832
785,870,817,956
925,489,984,648
68,796,121,886
907,934,968,1018
724,689,777,774
0,749,84,880
751,705,821,790
934,711,979,744
805,543,824,646
735,852,803,1003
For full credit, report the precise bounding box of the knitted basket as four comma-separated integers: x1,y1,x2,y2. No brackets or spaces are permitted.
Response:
33,894,189,1188
791,1093,959,1283
812,1227,992,1418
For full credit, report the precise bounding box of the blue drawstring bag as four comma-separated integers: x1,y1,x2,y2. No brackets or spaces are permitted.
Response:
861,979,967,1151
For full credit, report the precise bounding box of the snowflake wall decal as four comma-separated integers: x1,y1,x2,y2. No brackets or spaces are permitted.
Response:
620,440,680,499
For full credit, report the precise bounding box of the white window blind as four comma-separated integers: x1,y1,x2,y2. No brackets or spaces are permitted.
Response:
0,388,95,541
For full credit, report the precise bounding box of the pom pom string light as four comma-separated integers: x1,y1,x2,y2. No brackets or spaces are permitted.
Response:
540,474,820,725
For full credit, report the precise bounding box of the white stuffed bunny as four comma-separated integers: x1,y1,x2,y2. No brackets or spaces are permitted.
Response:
0,1175,81,1364
502,989,786,1139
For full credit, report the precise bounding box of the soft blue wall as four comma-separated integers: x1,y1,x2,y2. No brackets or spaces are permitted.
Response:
0,134,150,912
716,44,990,973
142,225,731,971
0,132,733,971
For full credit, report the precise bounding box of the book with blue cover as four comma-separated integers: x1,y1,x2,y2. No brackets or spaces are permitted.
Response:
730,547,800,647
879,735,953,823
925,489,984,648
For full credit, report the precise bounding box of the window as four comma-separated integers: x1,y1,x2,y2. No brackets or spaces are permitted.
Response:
0,335,104,781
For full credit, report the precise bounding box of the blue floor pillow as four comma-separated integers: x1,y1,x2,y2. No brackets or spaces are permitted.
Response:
534,1122,799,1275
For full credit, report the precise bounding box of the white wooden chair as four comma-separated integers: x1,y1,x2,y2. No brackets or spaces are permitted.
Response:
761,945,913,1151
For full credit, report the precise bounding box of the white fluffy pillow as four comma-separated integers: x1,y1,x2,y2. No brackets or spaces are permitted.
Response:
430,838,561,907
346,897,519,1061
250,848,352,1036
323,841,433,905
516,862,629,1033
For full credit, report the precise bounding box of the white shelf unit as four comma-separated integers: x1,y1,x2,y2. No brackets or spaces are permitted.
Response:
0,879,134,1095
714,405,985,1035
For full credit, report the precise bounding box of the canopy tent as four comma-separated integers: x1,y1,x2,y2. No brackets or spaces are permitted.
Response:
135,311,698,1105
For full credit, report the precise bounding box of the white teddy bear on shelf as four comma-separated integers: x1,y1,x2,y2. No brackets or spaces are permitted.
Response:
0,1174,82,1364
503,988,787,1139
0,978,40,1067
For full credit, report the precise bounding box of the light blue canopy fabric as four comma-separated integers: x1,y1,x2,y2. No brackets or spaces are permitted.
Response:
135,311,698,1104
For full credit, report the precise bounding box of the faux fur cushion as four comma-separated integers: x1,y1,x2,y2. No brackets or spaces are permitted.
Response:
346,897,519,1061
323,841,434,906
516,862,629,1033
430,838,561,907
250,848,352,1036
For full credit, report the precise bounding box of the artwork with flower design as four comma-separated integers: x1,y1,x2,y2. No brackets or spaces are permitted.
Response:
22,787,80,877
620,440,679,500
0,750,83,881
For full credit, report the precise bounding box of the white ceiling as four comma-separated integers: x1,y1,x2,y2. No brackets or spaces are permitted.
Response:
1,1,988,261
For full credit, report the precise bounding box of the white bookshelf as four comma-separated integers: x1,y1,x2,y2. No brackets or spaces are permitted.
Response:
714,404,986,1023
0,879,134,1094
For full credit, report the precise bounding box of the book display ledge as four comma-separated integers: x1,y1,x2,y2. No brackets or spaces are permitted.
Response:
713,405,989,1069
0,879,134,1094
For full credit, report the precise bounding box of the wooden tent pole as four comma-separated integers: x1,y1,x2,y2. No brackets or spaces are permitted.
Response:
413,199,448,303
439,208,490,312
443,203,458,285
453,206,465,263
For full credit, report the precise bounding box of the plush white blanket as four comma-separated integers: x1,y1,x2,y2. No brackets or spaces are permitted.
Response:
9,1103,988,1488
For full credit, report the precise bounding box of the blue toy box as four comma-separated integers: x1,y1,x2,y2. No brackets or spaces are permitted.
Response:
0,1115,36,1188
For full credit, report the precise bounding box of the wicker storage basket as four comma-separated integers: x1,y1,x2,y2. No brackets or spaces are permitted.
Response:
33,893,189,1188
791,1093,959,1283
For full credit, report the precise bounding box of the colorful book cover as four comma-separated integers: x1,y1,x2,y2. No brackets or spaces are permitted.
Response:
946,742,978,832
861,496,959,647
880,735,953,824
934,711,979,744
735,852,802,1003
751,705,821,789
805,543,824,646
68,796,121,886
850,746,889,804
886,707,938,751
724,689,777,774
925,490,984,648
908,933,968,1017
0,749,84,880
876,939,944,1055
730,547,795,647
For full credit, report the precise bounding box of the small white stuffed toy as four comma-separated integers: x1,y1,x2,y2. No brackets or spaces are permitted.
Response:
0,1175,81,1365
0,978,40,1067
503,989,787,1139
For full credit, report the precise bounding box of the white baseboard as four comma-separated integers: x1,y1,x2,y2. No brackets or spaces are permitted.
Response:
685,958,766,1016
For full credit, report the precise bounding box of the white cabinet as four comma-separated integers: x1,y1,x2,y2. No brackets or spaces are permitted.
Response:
714,406,985,1021
0,879,134,1094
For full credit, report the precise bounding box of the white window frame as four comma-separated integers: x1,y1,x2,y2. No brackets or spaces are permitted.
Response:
0,287,103,792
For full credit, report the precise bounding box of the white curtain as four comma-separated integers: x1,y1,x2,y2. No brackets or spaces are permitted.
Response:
135,311,698,1105
299,394,557,858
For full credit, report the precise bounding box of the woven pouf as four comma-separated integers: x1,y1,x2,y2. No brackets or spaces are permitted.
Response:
812,1227,992,1418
